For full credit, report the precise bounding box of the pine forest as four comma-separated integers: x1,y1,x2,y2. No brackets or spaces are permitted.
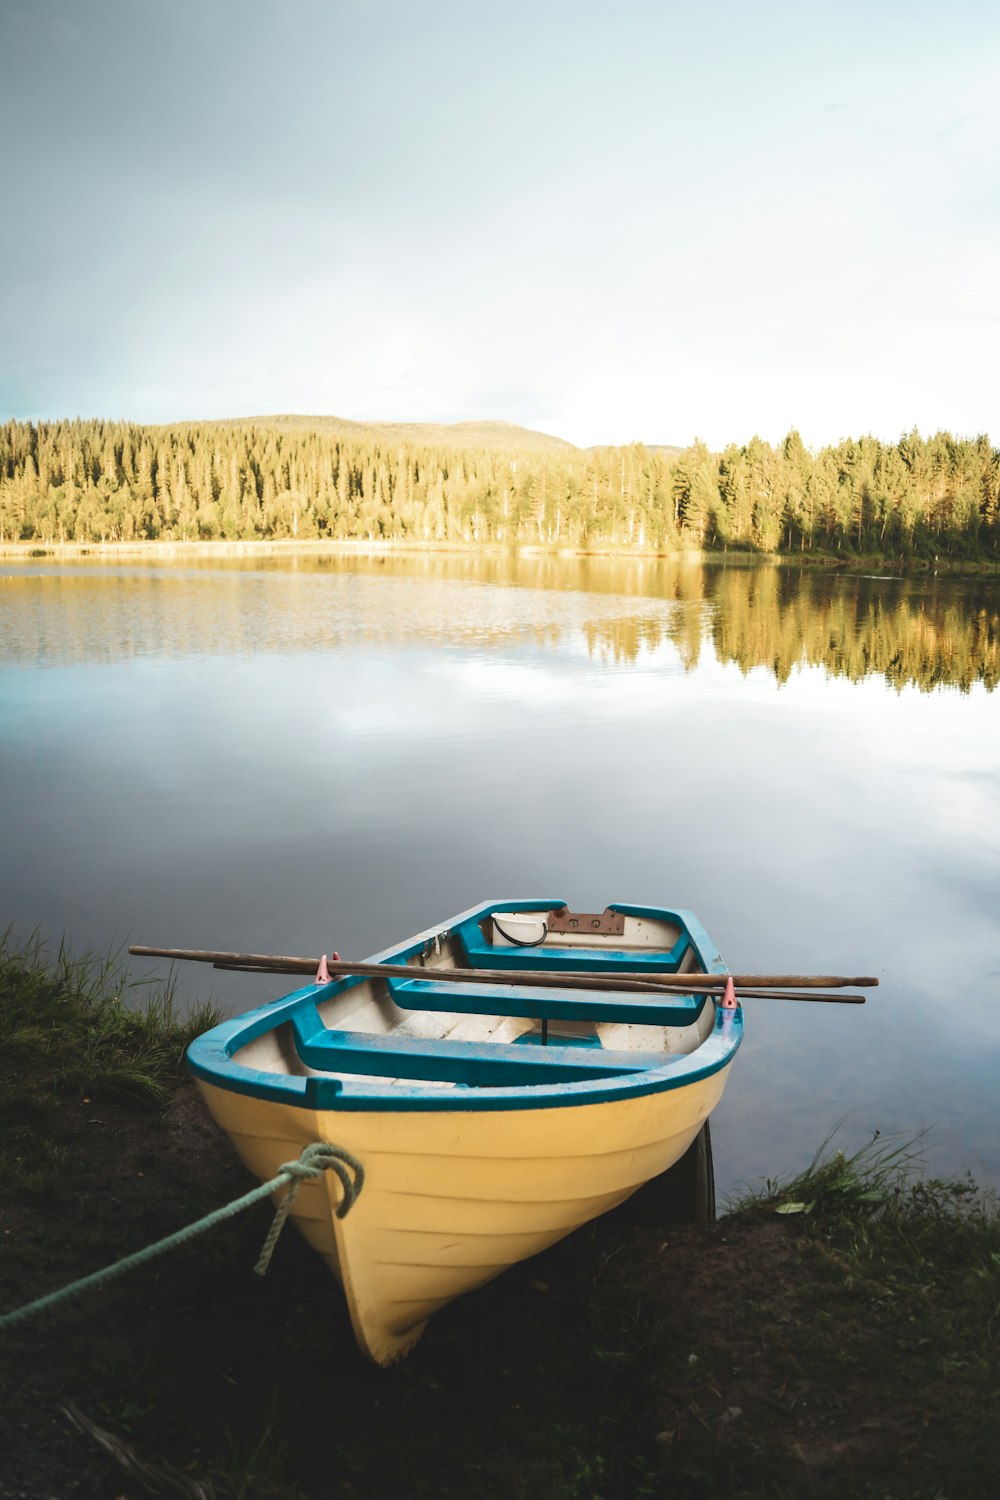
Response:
2,419,999,560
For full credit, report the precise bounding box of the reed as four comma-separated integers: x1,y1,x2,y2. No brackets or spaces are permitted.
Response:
729,1124,929,1216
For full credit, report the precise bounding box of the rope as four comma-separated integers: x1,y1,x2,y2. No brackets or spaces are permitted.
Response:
0,1141,364,1333
252,1142,363,1275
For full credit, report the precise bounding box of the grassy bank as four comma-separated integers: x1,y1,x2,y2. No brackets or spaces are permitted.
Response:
0,933,220,1194
1,936,998,1499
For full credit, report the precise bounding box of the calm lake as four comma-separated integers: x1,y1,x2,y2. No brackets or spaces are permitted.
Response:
2,550,998,1197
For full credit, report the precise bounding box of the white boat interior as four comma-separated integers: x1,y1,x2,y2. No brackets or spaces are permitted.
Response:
233,906,718,1092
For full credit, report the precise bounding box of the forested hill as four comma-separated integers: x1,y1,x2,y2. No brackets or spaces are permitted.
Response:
212,415,576,452
1,418,998,560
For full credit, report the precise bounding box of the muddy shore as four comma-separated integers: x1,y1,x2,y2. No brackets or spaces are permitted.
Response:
3,1091,998,1498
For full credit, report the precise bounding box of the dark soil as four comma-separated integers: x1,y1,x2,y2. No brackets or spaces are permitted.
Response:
1,1086,996,1500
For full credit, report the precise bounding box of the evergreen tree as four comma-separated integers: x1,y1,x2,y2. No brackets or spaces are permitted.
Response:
0,418,996,560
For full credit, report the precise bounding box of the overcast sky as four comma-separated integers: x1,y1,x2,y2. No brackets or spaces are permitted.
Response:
1,0,998,448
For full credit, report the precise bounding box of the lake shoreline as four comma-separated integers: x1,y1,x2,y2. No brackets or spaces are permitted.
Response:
2,936,997,1499
2,536,999,575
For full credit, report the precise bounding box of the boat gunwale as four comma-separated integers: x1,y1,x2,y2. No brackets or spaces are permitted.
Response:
185,899,743,1113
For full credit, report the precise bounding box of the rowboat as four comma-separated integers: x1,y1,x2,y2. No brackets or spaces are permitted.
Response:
185,899,743,1364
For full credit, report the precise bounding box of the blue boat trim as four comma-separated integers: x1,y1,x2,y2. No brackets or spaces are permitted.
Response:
186,899,741,1114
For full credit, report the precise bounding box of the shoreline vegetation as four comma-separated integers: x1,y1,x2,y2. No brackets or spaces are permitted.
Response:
3,535,1000,574
2,417,999,565
2,935,998,1498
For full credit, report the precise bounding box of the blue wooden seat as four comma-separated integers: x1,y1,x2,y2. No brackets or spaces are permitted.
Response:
291,1009,668,1087
385,976,708,1027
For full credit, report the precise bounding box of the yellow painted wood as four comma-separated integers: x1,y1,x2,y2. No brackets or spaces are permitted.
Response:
197,1067,732,1365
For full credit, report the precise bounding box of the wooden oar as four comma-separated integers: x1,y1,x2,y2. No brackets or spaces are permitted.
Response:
212,964,864,1003
210,964,863,1004
128,947,873,1003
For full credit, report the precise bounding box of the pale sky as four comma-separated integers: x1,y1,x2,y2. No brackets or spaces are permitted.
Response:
1,0,998,449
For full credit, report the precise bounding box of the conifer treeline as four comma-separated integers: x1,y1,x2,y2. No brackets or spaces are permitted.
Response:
1,419,998,557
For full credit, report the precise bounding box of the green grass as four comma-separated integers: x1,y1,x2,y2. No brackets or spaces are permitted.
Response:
0,929,222,1189
723,1130,1000,1497
730,1125,930,1218
735,1128,1000,1368
209,1396,309,1500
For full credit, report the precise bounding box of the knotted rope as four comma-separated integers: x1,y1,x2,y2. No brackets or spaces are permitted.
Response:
253,1142,364,1274
0,1141,364,1332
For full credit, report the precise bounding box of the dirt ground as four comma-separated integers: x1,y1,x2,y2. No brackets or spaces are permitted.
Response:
0,1086,994,1500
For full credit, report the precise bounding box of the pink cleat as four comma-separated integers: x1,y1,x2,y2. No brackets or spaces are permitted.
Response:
314,952,342,984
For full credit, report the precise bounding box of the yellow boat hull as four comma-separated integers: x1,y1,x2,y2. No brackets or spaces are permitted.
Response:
198,1063,731,1365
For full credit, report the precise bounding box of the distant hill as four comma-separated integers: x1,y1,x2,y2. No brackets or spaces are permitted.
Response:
212,414,578,453
585,442,686,459
180,413,690,456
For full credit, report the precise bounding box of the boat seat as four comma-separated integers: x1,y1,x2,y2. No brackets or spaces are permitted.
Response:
291,1011,668,1087
385,976,708,1027
453,909,692,974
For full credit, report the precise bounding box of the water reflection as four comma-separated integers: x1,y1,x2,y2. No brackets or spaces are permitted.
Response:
1,553,998,1198
3,554,996,692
